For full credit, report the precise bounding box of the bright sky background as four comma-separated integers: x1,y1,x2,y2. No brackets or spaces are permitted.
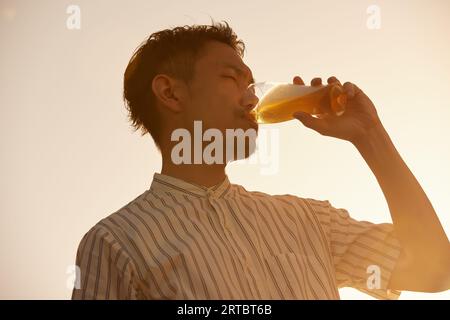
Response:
1,0,449,299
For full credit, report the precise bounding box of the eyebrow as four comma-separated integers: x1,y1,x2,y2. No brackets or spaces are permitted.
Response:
222,62,255,85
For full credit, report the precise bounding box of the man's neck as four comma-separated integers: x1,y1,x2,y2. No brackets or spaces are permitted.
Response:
160,160,227,188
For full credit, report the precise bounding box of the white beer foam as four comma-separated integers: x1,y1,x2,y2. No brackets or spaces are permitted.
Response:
259,83,324,106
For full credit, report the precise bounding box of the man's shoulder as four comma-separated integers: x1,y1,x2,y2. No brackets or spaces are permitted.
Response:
233,184,330,210
77,189,154,248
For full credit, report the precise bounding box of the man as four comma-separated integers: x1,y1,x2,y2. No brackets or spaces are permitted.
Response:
72,21,450,300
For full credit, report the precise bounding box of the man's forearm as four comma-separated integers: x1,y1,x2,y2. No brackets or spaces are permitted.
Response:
352,123,450,273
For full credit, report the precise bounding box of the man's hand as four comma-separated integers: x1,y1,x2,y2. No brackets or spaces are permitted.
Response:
291,76,382,145
292,76,450,293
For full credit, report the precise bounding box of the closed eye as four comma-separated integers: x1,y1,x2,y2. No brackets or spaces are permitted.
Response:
223,75,238,82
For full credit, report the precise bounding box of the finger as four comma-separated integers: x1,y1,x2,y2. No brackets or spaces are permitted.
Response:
293,76,305,85
327,76,341,85
343,82,355,99
292,112,330,136
347,82,364,97
311,77,322,86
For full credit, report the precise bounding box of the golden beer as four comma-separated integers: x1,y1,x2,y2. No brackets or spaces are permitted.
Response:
250,82,347,124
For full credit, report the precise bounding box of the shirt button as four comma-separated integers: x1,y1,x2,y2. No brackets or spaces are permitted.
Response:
224,218,231,230
206,189,216,199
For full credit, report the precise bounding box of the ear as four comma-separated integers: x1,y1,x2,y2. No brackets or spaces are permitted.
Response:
151,75,188,113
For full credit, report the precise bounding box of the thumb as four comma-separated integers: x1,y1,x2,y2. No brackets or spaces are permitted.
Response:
292,112,329,135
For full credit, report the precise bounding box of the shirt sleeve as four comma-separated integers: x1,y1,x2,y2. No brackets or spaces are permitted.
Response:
71,225,141,300
306,198,403,300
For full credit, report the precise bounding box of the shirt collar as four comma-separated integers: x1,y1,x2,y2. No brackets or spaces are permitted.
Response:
150,172,232,199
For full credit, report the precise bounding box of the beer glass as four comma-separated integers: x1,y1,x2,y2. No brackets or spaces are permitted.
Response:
248,81,348,124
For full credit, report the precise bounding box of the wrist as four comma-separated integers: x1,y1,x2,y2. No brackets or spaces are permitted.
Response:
351,118,387,150
352,120,399,169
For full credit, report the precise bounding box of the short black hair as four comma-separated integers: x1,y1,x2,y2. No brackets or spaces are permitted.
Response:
123,20,245,150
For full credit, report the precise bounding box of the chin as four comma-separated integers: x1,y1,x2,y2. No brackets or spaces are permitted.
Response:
225,143,257,162
238,116,259,132
224,124,258,162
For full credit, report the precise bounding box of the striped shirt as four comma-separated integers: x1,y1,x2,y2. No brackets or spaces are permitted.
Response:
71,172,403,300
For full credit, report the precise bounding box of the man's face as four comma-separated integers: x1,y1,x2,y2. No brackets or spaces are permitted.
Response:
183,40,258,135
